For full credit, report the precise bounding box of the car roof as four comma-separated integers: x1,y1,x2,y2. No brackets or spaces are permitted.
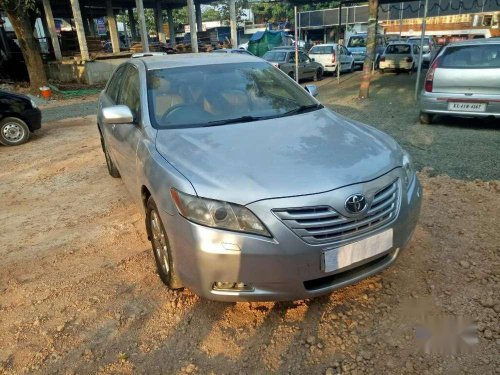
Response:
445,38,500,47
311,43,337,47
138,53,261,70
387,41,412,45
268,49,293,52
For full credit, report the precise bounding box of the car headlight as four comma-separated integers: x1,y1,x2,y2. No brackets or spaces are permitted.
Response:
402,150,415,187
30,99,38,108
170,189,271,237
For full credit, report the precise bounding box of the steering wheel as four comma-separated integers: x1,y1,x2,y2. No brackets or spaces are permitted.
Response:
160,104,193,123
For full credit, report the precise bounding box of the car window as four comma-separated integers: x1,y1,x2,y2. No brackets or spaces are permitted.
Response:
413,45,420,54
376,37,385,46
309,45,334,54
348,36,366,48
118,66,141,118
106,66,127,103
385,44,411,54
146,62,318,129
263,51,287,62
440,44,500,69
299,52,309,63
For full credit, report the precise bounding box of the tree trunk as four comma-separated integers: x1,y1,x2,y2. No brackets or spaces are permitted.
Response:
358,0,379,99
5,10,48,93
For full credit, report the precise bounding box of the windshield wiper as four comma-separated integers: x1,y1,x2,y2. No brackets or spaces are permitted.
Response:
204,115,267,127
279,103,323,117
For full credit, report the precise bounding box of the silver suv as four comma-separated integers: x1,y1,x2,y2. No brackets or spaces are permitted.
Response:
97,53,422,301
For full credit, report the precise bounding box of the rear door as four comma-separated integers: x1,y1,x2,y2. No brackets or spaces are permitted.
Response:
308,45,334,68
299,52,315,77
433,43,500,95
384,44,412,66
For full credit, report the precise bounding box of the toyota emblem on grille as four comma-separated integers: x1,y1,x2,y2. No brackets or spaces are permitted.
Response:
345,194,367,213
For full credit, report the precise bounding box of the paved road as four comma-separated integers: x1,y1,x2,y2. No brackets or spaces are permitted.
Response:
41,99,98,123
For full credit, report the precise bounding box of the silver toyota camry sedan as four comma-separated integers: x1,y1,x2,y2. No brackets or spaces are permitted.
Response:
97,53,422,302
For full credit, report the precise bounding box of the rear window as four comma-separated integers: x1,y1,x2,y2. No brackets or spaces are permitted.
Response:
440,44,500,69
309,45,334,54
348,36,366,48
263,51,287,62
385,44,411,54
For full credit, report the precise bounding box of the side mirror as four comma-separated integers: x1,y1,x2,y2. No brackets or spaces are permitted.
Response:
348,51,352,56
102,105,134,124
311,58,315,62
305,84,318,97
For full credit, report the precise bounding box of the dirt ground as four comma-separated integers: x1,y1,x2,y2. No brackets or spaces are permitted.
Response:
0,91,499,374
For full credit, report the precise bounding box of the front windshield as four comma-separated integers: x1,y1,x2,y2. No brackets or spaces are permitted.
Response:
147,62,318,128
348,36,366,48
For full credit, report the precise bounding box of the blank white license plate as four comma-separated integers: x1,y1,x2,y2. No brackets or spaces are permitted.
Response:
322,229,393,272
448,102,486,112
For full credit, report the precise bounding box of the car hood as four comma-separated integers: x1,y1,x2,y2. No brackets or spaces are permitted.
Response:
155,108,402,205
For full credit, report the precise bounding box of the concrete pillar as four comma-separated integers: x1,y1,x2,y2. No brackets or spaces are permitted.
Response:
135,0,149,52
69,0,89,61
42,0,62,61
229,0,237,48
155,1,166,44
195,2,203,32
106,0,120,53
167,8,176,47
187,0,198,52
128,8,138,42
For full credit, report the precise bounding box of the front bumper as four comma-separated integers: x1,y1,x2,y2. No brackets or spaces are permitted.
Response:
420,91,500,118
162,169,422,302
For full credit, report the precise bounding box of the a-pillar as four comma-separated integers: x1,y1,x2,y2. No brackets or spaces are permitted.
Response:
128,8,138,42
135,0,149,52
166,8,176,47
69,0,89,61
106,0,120,53
195,2,203,32
155,0,166,44
186,0,198,52
229,0,237,48
41,0,62,61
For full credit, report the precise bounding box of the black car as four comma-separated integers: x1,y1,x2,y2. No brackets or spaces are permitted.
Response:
0,90,41,146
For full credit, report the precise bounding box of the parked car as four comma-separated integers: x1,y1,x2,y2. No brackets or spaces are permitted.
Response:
419,39,500,124
97,53,421,302
408,36,436,65
308,43,355,74
379,42,421,74
346,33,387,68
0,90,41,146
212,48,254,56
262,49,324,81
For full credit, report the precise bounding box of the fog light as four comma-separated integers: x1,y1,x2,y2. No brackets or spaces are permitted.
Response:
212,281,253,292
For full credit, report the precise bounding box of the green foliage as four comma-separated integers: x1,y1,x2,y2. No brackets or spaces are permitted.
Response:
202,8,222,22
0,0,37,17
251,3,293,23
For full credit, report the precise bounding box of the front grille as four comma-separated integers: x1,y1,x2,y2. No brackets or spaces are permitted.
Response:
273,179,400,245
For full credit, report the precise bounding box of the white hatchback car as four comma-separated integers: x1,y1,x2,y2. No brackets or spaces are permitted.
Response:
308,44,355,74
380,42,421,74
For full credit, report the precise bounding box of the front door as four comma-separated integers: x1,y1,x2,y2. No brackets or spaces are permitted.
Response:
109,64,143,199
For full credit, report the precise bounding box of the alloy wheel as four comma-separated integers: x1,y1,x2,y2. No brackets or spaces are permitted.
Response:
150,209,170,276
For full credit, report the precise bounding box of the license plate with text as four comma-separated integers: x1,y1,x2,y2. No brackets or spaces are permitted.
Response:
322,229,393,272
448,102,486,112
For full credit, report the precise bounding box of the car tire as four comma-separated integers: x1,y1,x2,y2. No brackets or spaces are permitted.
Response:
0,117,30,146
101,136,121,178
380,69,385,74
408,65,414,75
146,197,183,289
419,112,434,124
314,68,323,81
